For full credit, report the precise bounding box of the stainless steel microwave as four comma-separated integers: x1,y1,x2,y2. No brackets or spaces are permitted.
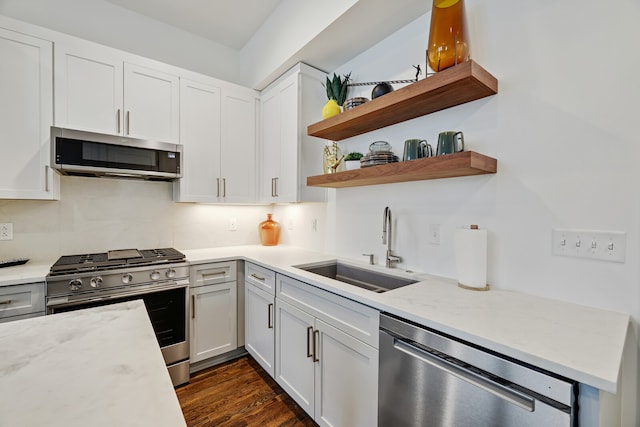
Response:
50,127,182,181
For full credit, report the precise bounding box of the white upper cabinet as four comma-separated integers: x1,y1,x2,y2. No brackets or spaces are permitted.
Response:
174,78,222,203
175,77,258,203
123,63,179,142
55,40,179,142
0,27,58,200
259,63,327,203
220,88,259,203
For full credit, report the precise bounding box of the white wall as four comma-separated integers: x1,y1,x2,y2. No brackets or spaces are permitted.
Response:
0,0,241,84
314,0,639,422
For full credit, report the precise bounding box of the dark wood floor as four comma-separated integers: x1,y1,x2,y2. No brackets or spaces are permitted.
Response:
176,356,318,427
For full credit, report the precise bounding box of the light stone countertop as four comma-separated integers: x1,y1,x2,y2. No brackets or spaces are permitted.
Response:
0,245,631,395
183,245,631,394
0,300,186,427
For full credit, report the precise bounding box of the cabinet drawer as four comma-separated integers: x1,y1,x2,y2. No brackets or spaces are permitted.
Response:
191,261,237,287
0,282,45,321
276,274,379,348
245,262,276,295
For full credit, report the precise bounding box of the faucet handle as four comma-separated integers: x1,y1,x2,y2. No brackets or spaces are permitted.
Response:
362,253,374,265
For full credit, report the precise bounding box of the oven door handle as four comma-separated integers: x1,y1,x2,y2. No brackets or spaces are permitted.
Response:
46,280,189,309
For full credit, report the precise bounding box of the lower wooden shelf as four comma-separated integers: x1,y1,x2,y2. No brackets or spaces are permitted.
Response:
306,151,497,188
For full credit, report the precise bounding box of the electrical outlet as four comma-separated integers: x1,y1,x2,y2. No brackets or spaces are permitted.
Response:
287,218,294,230
0,223,13,241
552,229,626,263
428,224,441,245
228,217,237,231
312,218,318,232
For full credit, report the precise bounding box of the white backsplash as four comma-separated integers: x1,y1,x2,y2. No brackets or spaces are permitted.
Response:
0,175,270,262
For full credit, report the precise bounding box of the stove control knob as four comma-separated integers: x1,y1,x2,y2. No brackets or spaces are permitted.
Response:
166,268,176,279
122,273,133,284
150,270,161,281
90,276,103,288
69,278,82,291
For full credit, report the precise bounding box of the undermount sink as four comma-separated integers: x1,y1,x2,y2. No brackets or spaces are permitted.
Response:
295,261,418,293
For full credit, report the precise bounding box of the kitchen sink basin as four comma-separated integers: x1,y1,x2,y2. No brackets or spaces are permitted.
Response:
295,261,418,293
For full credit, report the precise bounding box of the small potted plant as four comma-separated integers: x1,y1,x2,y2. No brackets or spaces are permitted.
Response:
344,151,363,170
322,72,351,119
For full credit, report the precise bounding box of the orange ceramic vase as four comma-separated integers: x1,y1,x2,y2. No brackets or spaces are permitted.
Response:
427,0,471,72
259,213,281,246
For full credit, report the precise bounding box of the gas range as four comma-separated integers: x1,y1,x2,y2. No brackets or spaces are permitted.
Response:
45,247,192,386
46,248,190,300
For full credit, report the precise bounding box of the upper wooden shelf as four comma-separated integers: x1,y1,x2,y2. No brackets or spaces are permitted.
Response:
306,151,497,188
307,60,498,141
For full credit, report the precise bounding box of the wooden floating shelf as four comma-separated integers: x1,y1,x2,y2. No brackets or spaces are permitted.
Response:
306,151,497,188
307,61,498,141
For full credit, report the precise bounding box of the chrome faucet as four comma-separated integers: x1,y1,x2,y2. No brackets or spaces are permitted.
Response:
382,206,401,268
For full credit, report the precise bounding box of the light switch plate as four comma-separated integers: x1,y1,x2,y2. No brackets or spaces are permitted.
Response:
228,217,237,231
552,229,626,263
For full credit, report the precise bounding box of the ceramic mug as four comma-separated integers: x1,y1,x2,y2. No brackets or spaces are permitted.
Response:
436,131,464,156
403,139,433,161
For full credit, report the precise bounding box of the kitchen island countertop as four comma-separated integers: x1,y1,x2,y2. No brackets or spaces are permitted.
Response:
0,300,186,427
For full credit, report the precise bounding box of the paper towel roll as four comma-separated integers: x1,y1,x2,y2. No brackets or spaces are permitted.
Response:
454,226,489,291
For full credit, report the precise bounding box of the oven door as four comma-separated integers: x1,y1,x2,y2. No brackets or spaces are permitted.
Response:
47,284,189,367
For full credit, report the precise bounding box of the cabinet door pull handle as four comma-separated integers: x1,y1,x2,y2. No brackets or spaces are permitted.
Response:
250,273,265,281
271,178,276,198
274,177,279,197
44,165,49,192
222,178,226,197
0,300,12,305
126,111,131,135
306,326,313,358
191,295,195,319
313,329,320,362
268,303,274,329
117,108,121,133
216,178,220,198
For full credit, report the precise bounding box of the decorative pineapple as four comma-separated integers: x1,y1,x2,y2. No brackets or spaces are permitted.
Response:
322,72,351,119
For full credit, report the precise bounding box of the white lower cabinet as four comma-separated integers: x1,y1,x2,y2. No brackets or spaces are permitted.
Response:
0,282,45,323
189,262,238,363
275,274,379,427
244,262,276,376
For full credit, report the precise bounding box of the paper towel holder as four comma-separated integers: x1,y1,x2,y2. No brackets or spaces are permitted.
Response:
456,224,490,291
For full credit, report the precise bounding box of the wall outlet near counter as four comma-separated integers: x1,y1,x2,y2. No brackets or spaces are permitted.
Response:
0,223,12,241
552,228,626,263
428,224,441,245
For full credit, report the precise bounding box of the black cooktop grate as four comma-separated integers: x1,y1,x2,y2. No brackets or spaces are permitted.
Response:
49,248,185,275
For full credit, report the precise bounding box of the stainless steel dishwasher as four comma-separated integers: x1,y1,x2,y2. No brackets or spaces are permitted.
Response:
379,313,579,427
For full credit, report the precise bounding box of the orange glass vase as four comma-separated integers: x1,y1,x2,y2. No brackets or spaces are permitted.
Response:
427,0,471,72
259,213,281,246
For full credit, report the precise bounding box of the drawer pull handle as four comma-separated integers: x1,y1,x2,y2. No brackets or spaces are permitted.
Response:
203,271,226,280
306,326,313,358
191,295,195,319
313,329,320,363
0,300,12,305
250,273,265,281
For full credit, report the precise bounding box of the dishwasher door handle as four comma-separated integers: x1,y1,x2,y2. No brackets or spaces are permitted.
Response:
393,338,536,412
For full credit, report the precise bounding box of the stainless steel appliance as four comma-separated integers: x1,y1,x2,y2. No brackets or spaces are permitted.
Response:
46,248,190,386
51,126,182,181
379,313,579,427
